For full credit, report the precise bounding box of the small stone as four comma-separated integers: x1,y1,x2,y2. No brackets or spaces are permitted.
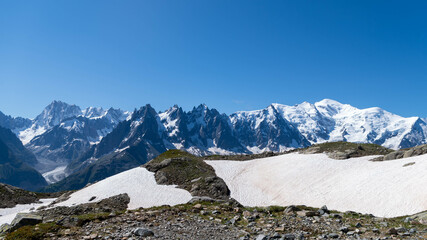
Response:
275,225,285,232
320,205,328,211
328,233,339,238
283,233,296,240
284,205,301,214
271,232,281,238
212,210,221,215
133,228,154,237
330,213,342,219
256,234,268,240
193,203,202,209
372,228,380,233
355,222,362,228
339,226,349,233
229,218,237,225
305,211,318,217
387,228,398,235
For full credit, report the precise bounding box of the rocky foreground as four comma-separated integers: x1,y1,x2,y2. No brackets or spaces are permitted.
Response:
1,194,426,240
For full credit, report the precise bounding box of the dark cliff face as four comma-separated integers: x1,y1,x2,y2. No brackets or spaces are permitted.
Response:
231,105,310,151
0,127,47,191
0,126,38,166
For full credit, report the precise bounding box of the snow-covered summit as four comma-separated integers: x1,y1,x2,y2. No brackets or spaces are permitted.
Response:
237,99,427,150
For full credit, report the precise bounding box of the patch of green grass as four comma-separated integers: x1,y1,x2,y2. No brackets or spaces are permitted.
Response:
266,206,286,213
301,141,393,156
74,212,110,226
149,149,198,164
5,223,62,240
159,158,214,183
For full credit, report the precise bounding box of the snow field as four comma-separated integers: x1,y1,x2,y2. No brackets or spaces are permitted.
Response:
56,167,193,209
206,153,427,217
0,199,56,225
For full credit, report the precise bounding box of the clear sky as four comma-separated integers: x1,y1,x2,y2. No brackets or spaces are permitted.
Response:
1,1,426,118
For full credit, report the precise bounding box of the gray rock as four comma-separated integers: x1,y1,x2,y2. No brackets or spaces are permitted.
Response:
133,227,154,237
8,213,42,232
330,213,342,219
212,210,221,215
284,205,301,214
327,151,349,160
0,223,10,234
305,211,319,217
387,228,398,235
383,151,405,160
256,234,269,240
271,232,282,238
283,233,296,240
328,233,339,238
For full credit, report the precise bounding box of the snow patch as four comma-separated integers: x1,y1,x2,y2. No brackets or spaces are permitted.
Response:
0,199,56,225
18,126,46,145
206,153,427,217
55,167,193,209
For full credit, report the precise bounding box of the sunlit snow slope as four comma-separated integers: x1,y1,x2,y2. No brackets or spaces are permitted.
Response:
206,153,427,217
55,167,192,209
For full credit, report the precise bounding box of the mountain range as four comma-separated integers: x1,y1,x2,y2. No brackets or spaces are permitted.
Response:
1,99,427,191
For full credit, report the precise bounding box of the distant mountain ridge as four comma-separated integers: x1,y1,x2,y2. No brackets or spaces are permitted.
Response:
1,99,427,190
0,101,130,184
44,99,427,191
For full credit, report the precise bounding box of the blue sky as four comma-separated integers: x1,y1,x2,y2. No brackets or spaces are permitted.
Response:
1,1,426,118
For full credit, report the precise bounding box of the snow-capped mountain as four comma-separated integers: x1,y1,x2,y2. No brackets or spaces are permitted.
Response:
230,104,310,152
305,99,427,149
1,101,130,183
44,99,427,191
64,99,427,177
233,99,427,150
18,101,82,144
160,104,248,155
0,111,32,133
2,98,427,189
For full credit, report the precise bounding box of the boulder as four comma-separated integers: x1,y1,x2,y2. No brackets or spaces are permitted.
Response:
133,227,154,237
327,152,349,160
383,151,405,161
8,213,42,232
